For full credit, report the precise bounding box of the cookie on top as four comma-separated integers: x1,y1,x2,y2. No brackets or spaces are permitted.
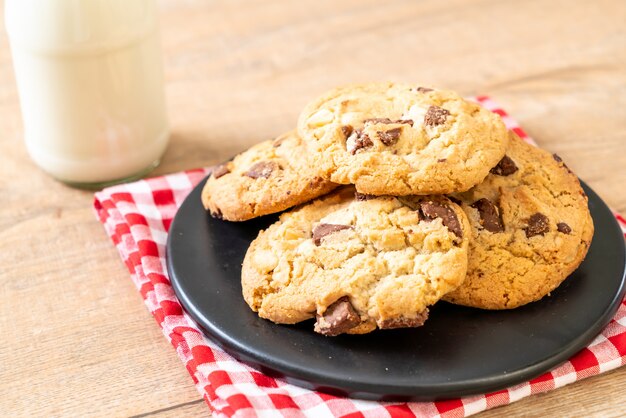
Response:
297,82,509,195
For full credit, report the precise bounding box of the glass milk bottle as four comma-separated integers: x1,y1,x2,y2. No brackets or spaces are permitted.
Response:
5,0,170,188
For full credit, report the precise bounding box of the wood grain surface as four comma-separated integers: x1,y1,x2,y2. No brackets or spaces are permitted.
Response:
1,0,625,416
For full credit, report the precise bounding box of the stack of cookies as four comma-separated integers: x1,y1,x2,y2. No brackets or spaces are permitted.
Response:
201,82,593,337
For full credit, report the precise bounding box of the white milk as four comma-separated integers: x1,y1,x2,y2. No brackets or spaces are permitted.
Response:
5,0,169,186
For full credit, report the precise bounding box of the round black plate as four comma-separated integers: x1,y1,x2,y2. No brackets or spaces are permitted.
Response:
167,178,626,401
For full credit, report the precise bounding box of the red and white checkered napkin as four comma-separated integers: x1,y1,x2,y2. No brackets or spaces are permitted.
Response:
94,98,626,418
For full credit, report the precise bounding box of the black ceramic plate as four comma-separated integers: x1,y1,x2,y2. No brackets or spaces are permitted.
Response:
167,178,626,401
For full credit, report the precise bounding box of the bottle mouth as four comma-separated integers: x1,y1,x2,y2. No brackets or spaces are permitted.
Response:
4,0,159,56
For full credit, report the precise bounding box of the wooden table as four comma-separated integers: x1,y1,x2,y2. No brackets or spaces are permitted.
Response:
1,0,625,416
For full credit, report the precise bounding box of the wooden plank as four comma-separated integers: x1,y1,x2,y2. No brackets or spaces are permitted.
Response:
0,0,624,416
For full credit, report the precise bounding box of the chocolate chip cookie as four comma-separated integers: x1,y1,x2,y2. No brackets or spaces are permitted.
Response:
241,188,471,336
443,132,594,309
201,131,338,221
297,82,509,195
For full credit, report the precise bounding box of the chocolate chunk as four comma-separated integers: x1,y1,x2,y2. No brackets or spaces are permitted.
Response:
419,201,463,238
471,198,504,233
377,127,402,146
557,222,572,234
423,105,450,127
378,309,429,329
490,155,519,176
212,164,230,179
314,297,360,336
396,119,414,126
355,192,376,201
312,223,353,245
209,208,223,220
347,131,373,154
341,125,353,138
437,158,447,163
244,161,278,179
353,133,373,152
552,153,573,174
307,176,324,188
525,213,550,237
416,87,433,93
364,118,414,126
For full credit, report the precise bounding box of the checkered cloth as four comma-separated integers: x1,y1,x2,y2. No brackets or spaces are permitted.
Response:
94,98,626,418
